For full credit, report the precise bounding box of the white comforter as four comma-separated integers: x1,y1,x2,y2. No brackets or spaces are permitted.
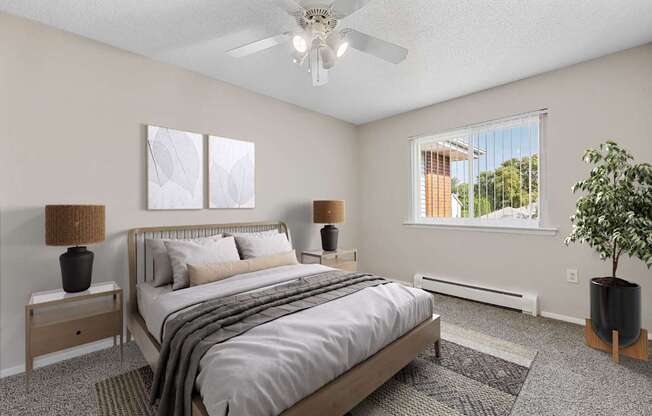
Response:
137,264,434,416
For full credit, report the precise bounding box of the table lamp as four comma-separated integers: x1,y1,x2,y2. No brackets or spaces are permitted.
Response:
313,200,345,252
45,205,105,292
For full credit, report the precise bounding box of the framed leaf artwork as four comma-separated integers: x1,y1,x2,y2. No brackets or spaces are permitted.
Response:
147,125,203,210
209,136,255,209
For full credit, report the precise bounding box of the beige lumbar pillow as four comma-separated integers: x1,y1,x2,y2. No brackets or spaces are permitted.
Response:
188,251,298,286
164,236,240,290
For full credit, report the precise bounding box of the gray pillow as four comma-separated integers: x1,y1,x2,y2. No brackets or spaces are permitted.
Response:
146,235,222,287
164,236,241,290
233,233,293,259
225,229,282,259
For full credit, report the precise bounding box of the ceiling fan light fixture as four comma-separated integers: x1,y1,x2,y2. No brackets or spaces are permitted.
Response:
227,3,407,87
292,34,308,53
292,49,307,65
326,31,347,58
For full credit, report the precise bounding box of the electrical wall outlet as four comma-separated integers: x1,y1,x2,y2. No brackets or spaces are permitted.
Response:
566,269,579,284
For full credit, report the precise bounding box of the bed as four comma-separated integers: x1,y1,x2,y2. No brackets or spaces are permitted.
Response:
127,221,440,416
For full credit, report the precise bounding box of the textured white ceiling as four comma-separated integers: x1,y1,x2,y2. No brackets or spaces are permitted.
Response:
2,0,652,124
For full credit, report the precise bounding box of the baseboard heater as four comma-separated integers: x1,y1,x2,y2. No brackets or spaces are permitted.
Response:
414,274,538,316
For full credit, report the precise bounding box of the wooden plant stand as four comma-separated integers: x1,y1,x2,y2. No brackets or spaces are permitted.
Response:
585,318,648,363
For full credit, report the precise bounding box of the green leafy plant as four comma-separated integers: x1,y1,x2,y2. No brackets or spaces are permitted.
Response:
453,155,539,217
565,141,652,278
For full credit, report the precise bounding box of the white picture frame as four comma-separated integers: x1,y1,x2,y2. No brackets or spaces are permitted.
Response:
147,125,203,210
208,136,255,209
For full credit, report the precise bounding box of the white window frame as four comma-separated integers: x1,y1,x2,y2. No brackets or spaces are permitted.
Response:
408,110,552,232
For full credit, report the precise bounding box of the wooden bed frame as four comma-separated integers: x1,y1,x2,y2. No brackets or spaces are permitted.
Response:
127,221,441,416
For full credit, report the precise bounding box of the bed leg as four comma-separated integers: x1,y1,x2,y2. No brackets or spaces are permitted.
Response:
434,339,441,358
126,328,131,342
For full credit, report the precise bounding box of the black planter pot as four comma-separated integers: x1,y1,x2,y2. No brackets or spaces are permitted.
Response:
590,277,641,347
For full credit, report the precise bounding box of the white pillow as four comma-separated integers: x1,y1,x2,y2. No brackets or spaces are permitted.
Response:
233,233,293,259
164,236,240,290
146,235,222,287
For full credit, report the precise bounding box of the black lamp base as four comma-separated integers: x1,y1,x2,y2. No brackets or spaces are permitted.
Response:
60,246,94,293
320,225,339,252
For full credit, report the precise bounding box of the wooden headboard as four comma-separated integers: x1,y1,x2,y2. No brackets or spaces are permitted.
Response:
127,221,291,313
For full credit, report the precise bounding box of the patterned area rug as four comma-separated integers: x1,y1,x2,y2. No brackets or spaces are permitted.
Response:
95,323,536,416
96,366,156,416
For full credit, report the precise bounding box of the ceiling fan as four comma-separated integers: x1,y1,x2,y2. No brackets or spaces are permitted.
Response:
227,0,408,86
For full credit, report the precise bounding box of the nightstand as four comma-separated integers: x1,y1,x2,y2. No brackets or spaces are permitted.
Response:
301,249,358,272
25,281,123,390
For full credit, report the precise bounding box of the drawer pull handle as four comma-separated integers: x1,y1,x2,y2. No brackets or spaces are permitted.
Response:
76,330,81,335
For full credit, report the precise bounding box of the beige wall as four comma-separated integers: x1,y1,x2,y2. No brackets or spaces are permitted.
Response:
0,13,359,370
357,44,652,329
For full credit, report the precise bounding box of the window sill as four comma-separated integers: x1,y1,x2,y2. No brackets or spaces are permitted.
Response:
402,222,559,236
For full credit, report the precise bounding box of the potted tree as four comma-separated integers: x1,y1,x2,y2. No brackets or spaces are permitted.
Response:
566,141,652,347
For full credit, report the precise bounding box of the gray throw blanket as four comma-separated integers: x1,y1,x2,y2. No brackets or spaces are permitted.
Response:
150,270,388,416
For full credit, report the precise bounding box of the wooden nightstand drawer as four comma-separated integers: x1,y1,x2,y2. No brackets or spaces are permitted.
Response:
31,310,121,356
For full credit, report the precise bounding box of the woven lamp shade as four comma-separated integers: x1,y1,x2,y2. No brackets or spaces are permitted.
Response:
45,205,106,246
313,200,345,224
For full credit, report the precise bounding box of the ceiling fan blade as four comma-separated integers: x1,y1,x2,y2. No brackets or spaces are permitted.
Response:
343,29,408,64
227,33,291,58
274,0,305,16
330,0,373,18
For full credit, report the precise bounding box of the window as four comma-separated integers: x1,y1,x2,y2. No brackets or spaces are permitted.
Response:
409,111,544,228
